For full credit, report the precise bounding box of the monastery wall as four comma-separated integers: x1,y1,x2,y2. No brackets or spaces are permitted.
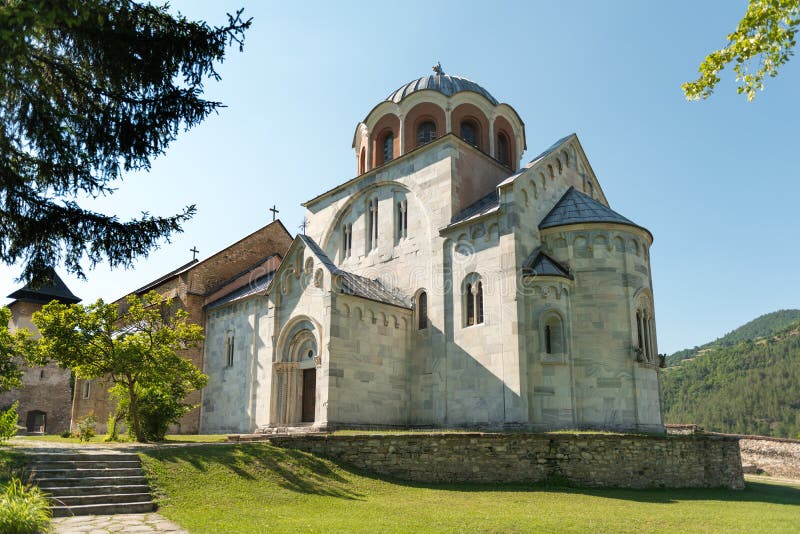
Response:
201,297,264,434
269,432,744,489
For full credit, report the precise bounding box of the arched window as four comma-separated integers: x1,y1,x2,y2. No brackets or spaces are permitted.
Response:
366,197,378,251
417,291,428,330
543,313,565,354
557,158,563,174
341,223,352,258
460,120,478,147
395,200,408,242
463,274,484,327
634,294,656,362
496,132,510,165
382,132,394,163
359,147,366,174
548,164,555,180
82,380,90,399
562,150,570,168
417,121,436,146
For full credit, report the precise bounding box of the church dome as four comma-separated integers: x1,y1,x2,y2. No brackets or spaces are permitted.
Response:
386,72,499,105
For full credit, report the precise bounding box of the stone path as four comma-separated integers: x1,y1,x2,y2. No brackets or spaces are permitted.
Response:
52,513,188,533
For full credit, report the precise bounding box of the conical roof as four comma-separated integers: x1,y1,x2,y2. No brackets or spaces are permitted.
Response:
539,187,641,230
7,268,81,304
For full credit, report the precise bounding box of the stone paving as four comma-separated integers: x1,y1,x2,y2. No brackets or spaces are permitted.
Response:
52,513,188,533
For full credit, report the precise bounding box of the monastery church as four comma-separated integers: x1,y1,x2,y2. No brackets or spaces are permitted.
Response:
72,67,664,435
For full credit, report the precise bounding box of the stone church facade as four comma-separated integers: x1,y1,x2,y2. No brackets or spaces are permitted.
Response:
200,70,664,434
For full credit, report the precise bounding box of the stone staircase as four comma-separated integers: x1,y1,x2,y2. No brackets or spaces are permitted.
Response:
27,451,155,517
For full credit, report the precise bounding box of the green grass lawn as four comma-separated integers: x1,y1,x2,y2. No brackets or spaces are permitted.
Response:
140,443,800,533
0,447,26,484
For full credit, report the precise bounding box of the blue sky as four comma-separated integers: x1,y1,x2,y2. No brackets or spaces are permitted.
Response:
2,0,798,354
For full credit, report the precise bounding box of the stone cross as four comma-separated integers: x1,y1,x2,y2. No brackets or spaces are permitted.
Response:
269,205,279,222
190,246,199,261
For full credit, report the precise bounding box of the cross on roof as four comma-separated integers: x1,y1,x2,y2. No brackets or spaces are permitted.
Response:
190,246,199,261
269,205,279,222
299,218,308,235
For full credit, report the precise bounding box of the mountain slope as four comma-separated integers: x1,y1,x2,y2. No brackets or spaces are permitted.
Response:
667,309,800,366
661,320,800,438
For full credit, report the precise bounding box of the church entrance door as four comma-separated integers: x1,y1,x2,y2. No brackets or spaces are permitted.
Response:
302,369,316,422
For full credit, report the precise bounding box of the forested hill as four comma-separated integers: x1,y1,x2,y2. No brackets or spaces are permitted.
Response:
667,309,800,366
661,319,800,438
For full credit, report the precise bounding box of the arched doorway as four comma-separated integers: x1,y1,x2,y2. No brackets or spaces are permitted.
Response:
26,410,46,433
273,321,319,426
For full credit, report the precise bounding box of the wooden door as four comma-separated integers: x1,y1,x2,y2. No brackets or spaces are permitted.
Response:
301,369,316,423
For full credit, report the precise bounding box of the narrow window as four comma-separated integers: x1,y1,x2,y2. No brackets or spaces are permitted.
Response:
383,132,394,163
359,147,366,174
418,291,428,330
39,369,44,380
396,200,408,241
497,132,510,165
417,121,437,146
460,121,478,146
548,164,554,180
367,198,378,251
636,311,644,351
82,381,90,400
466,283,474,326
545,325,552,354
464,276,484,327
643,314,651,361
475,281,484,324
225,334,235,367
342,223,352,258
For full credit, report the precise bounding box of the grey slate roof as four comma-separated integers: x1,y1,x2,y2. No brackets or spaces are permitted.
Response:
7,268,81,304
206,272,275,310
387,74,499,105
522,248,572,279
450,190,500,226
539,187,640,230
299,235,411,309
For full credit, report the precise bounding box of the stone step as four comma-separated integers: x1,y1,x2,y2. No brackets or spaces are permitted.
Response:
26,453,139,463
32,467,144,478
39,484,152,497
31,460,141,470
35,475,147,488
51,501,155,517
49,492,153,506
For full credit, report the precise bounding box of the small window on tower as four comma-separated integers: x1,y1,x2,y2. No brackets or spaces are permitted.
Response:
497,132,510,166
82,381,91,400
382,132,394,163
460,120,478,147
417,121,437,146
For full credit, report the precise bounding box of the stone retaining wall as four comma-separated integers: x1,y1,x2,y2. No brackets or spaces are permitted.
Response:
269,433,744,489
739,437,800,480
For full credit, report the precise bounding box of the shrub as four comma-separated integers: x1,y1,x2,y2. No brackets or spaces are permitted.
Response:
105,413,120,442
0,478,51,534
116,384,194,442
76,413,97,442
0,402,19,444
59,430,72,439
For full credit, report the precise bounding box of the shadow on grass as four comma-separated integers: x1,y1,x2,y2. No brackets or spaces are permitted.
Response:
140,443,363,500
349,469,800,506
138,443,800,506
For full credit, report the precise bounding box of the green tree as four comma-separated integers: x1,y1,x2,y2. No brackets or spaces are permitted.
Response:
32,291,207,442
0,307,36,394
0,1,251,282
683,0,799,101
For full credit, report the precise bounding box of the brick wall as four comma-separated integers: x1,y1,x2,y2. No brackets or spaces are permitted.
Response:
269,433,745,489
